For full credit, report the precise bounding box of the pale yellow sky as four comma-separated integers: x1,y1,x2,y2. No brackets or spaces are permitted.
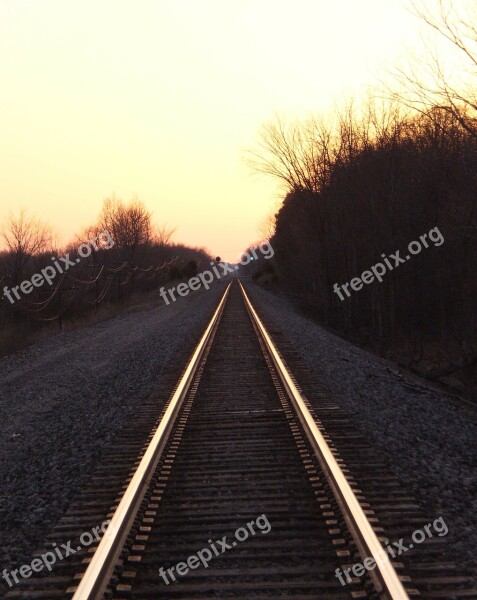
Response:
0,0,439,260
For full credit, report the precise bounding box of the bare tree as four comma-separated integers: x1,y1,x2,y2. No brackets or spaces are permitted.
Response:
247,105,385,195
247,116,329,193
151,224,175,263
99,196,152,262
259,211,277,240
153,224,175,248
390,0,477,136
1,210,52,283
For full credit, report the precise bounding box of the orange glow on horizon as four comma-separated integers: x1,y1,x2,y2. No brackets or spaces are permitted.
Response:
0,0,469,261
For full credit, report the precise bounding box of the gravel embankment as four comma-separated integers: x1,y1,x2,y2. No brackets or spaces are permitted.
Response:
1,279,475,588
245,282,477,576
0,285,223,573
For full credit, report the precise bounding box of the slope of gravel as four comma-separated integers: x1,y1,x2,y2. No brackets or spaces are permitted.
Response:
245,282,477,576
0,285,223,573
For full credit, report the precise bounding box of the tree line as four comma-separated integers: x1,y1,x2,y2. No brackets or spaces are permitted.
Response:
251,1,477,380
0,197,211,333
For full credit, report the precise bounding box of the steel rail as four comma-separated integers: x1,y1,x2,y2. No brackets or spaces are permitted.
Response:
239,280,410,600
71,282,232,600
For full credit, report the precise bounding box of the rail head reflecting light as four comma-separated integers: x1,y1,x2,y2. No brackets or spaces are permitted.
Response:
238,280,410,600
72,280,409,600
71,282,232,600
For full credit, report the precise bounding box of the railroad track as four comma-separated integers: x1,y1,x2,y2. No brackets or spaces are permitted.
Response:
5,280,477,599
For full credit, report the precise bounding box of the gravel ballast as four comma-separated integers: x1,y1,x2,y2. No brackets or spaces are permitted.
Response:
0,285,223,574
1,279,475,589
245,282,477,577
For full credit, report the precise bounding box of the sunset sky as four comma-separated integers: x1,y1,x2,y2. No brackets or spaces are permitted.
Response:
0,0,455,261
